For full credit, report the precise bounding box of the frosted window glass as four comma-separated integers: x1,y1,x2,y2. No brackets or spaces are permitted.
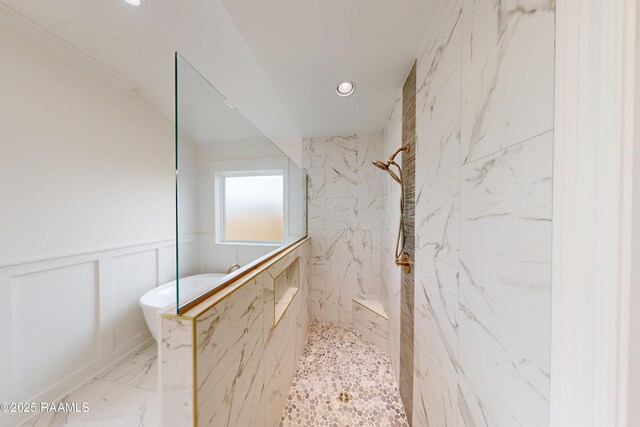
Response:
224,175,283,242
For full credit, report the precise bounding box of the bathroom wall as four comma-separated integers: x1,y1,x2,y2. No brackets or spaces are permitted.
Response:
381,0,555,425
161,238,310,427
0,20,186,427
303,133,383,325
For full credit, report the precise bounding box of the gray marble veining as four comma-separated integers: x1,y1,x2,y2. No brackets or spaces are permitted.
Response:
461,0,555,164
303,133,384,326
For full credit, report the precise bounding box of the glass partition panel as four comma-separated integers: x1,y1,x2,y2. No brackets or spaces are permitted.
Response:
175,53,306,313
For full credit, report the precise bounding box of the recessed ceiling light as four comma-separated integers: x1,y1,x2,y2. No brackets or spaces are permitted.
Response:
336,81,355,97
124,0,141,6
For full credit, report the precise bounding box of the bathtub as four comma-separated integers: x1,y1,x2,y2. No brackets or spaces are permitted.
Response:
139,273,227,341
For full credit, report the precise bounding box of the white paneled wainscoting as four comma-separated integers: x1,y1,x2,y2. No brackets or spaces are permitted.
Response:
0,236,204,427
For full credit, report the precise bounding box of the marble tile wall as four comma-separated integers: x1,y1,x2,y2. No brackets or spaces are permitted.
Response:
352,300,389,351
412,3,463,426
160,239,310,427
379,0,555,425
303,133,384,326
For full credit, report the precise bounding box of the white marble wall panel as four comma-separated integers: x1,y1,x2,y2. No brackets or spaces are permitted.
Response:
326,260,357,325
458,133,552,427
415,66,461,268
293,244,310,363
160,316,194,427
413,289,459,427
460,0,555,165
264,242,309,427
352,301,388,351
404,0,554,424
309,229,327,323
306,167,326,231
357,133,383,231
302,136,325,169
357,229,381,299
411,6,463,423
303,133,383,325
195,279,264,427
326,198,358,262
415,254,459,360
264,297,296,427
325,135,358,199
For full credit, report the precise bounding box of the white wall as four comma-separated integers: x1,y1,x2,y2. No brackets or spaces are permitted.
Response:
0,26,175,263
0,21,184,427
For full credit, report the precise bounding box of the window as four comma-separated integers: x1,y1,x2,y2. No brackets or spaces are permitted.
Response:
220,173,284,243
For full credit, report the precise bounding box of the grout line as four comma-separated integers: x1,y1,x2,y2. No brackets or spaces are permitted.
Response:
353,298,389,320
461,128,554,168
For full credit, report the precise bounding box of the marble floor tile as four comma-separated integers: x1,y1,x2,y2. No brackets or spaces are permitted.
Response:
22,341,159,427
281,323,408,427
97,341,158,391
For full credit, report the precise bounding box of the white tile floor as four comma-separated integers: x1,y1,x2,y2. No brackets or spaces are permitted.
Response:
22,341,159,427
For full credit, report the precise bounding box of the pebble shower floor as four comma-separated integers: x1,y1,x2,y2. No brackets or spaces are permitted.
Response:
280,323,409,426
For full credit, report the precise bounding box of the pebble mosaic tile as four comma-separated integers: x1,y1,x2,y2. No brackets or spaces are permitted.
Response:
281,323,408,426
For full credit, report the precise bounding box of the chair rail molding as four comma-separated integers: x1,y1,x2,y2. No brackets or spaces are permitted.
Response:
552,0,637,426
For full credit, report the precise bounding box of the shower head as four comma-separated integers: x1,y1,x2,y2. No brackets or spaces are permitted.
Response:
372,160,389,171
372,159,401,184
372,145,409,185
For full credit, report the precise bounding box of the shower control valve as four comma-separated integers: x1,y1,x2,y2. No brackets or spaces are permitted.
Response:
395,253,411,273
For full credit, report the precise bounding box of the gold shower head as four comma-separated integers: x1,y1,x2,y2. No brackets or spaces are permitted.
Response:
372,160,389,170
372,145,409,185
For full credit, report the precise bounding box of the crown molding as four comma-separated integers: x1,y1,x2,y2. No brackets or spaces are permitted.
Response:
0,2,136,91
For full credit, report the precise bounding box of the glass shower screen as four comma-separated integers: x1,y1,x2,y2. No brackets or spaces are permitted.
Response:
174,53,306,314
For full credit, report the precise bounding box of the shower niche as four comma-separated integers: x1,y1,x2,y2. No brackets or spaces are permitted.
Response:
174,53,307,313
274,257,300,324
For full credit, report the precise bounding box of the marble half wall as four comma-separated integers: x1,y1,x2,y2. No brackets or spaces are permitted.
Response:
160,238,310,427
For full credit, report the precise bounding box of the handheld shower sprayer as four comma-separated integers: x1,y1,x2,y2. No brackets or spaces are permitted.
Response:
372,146,411,272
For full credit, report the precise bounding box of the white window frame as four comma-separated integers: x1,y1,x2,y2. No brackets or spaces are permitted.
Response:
210,158,289,247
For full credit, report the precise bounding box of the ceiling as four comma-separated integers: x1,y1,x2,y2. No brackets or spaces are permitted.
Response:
177,53,271,146
221,0,442,136
1,0,442,142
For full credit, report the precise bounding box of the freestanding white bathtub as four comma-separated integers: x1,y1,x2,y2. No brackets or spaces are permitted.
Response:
139,273,227,341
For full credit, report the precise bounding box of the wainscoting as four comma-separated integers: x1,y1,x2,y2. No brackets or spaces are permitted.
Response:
0,236,202,427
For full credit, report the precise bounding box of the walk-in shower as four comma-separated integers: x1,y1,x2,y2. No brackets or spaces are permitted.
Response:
373,146,411,272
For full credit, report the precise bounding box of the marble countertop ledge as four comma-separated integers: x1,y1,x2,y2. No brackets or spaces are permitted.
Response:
162,236,311,320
